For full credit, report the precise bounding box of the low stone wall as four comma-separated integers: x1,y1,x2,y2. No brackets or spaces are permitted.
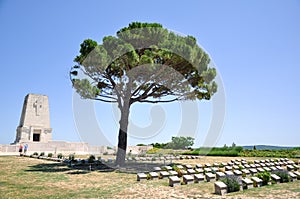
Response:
0,141,110,155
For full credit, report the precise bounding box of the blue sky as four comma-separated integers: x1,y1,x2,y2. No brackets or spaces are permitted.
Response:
0,0,299,147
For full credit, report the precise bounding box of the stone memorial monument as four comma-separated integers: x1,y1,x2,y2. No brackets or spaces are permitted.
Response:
14,94,52,143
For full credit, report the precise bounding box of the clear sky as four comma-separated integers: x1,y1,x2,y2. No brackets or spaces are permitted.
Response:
0,0,299,147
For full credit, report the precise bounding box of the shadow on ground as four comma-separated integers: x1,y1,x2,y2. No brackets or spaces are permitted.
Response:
25,159,170,175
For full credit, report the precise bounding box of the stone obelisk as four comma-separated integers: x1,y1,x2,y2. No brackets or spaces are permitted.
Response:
14,94,52,143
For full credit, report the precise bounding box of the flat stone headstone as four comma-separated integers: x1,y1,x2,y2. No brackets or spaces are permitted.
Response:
194,174,205,183
137,173,147,181
214,181,227,196
270,163,275,166
160,171,170,179
234,161,241,166
234,170,242,177
250,164,256,168
260,160,266,163
255,164,261,168
251,177,263,187
176,165,184,170
225,166,232,171
183,175,194,185
153,167,162,172
224,171,234,176
204,168,212,173
271,174,281,184
265,163,271,167
195,168,204,174
244,164,250,169
195,164,203,168
184,164,193,169
213,163,219,167
227,162,233,166
289,172,297,182
221,162,228,166
242,169,250,176
216,172,226,180
187,169,196,175
149,172,159,180
249,168,258,175
178,169,187,176
242,178,254,189
254,160,260,164
205,172,216,182
257,168,265,173
233,165,240,170
263,167,271,172
294,171,300,177
169,176,181,187
260,163,266,167
163,166,173,171
287,160,295,164
276,166,283,171
169,170,178,176
287,165,294,171
205,163,211,168
270,166,277,171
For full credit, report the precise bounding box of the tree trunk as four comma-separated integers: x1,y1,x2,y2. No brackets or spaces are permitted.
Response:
115,101,130,167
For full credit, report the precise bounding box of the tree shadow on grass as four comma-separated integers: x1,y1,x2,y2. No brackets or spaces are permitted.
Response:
25,161,114,175
25,163,72,173
25,158,174,175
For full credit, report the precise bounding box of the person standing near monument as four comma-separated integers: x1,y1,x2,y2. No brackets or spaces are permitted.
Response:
24,144,28,155
18,144,23,156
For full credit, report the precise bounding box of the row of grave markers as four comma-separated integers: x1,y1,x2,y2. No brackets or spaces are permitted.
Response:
136,158,300,195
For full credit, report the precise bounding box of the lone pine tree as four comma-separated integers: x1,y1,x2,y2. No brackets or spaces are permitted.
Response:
70,22,218,166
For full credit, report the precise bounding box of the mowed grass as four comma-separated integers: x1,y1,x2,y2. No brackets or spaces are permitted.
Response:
0,156,299,199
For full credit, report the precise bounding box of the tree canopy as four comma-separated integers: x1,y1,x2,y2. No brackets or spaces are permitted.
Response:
70,22,218,166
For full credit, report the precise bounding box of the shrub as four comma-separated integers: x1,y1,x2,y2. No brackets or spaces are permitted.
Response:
33,152,38,156
221,176,240,193
39,152,45,156
57,153,63,159
88,155,96,163
69,154,75,161
147,173,151,180
174,167,183,177
273,170,290,183
47,153,53,157
256,171,270,185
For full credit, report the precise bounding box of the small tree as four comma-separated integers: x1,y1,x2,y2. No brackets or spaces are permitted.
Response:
231,142,236,148
167,136,194,149
70,22,217,166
